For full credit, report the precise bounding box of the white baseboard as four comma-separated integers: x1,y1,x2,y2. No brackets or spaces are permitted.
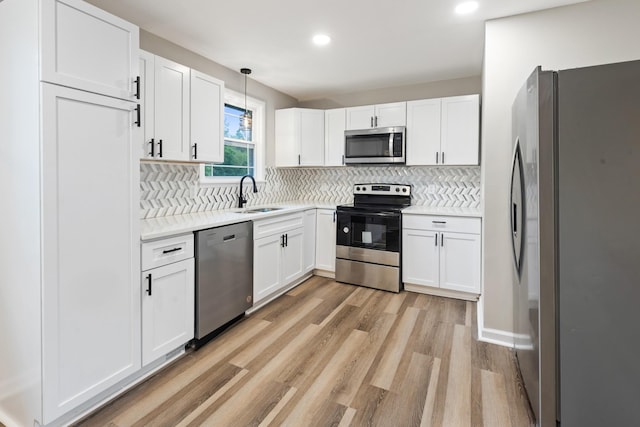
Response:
476,293,515,348
313,269,335,279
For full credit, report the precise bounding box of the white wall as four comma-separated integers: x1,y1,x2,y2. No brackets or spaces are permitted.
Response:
481,0,640,342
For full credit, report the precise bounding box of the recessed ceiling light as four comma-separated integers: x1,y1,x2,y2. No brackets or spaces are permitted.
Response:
455,1,479,15
312,34,331,46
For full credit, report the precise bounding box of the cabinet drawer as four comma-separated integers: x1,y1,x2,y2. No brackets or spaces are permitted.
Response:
142,233,194,270
253,212,304,239
403,214,481,234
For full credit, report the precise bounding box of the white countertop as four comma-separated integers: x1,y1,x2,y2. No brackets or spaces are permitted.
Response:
401,205,482,218
141,202,482,241
141,202,337,241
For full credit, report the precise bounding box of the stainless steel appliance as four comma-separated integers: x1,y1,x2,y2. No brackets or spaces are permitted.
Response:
344,126,405,164
511,60,640,427
335,184,411,292
194,221,253,344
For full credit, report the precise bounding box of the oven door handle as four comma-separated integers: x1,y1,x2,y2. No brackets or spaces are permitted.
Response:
337,211,400,218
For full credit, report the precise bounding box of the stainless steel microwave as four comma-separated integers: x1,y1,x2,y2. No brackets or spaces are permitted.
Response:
344,126,406,164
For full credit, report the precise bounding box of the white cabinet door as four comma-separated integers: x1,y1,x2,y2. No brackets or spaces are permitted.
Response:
346,105,375,130
402,229,440,287
190,70,224,162
282,228,305,284
303,210,317,273
299,109,325,166
142,259,194,366
406,98,441,166
254,234,283,303
315,209,336,272
440,232,481,293
41,84,140,423
275,109,300,167
325,108,346,166
275,108,324,166
139,51,155,159
375,102,406,127
154,56,190,161
41,0,139,101
440,95,480,165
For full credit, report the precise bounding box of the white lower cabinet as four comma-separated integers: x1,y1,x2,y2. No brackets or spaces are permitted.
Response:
303,209,317,273
315,209,337,272
253,213,306,304
140,234,195,366
403,214,481,297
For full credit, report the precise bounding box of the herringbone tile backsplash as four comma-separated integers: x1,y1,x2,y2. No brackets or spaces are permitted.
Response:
140,163,481,219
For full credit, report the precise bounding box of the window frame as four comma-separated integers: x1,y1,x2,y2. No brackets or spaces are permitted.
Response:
200,89,266,185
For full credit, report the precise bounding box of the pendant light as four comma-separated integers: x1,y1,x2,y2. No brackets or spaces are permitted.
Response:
240,68,252,131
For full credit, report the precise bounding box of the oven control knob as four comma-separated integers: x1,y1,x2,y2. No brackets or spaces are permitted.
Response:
343,227,349,234
356,186,360,191
362,186,367,191
396,188,400,192
402,188,407,193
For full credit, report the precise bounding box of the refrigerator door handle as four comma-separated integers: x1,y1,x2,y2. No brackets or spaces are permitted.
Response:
510,138,525,276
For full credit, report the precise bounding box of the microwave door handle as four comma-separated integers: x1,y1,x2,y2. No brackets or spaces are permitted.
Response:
389,133,394,158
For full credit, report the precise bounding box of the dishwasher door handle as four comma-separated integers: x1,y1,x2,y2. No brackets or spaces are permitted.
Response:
223,234,236,242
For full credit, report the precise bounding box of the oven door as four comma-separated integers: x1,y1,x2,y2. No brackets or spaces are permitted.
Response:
336,210,401,252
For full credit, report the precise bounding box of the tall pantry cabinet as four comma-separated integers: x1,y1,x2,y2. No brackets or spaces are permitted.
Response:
0,1,140,426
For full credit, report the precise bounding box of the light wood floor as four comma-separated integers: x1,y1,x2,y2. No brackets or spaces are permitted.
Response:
77,276,534,427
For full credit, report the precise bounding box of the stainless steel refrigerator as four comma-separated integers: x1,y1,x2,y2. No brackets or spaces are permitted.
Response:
511,60,640,427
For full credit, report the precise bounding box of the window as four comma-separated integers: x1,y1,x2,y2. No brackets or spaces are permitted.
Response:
201,89,265,183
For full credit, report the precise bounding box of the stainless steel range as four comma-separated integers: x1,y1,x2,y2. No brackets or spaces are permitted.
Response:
335,184,411,293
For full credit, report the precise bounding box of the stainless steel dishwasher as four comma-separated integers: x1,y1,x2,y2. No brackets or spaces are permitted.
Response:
194,221,253,344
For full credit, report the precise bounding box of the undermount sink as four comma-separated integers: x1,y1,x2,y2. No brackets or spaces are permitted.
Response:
239,207,284,214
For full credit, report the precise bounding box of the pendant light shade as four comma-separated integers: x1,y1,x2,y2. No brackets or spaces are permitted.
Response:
240,68,252,131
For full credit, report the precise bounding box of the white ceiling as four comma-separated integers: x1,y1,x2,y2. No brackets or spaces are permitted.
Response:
86,0,590,101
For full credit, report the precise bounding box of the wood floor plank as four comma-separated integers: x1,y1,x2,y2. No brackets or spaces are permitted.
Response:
77,278,534,427
370,306,420,390
420,357,441,427
230,297,323,368
481,369,513,427
279,329,369,426
442,324,472,427
196,324,321,426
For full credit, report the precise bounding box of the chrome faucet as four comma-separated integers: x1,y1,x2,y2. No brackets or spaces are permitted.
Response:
238,175,258,208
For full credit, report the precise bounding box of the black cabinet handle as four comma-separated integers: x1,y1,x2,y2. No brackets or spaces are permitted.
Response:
298,154,301,165
281,234,285,248
146,273,152,296
432,221,447,224
148,138,155,157
436,152,439,164
333,211,336,223
284,233,288,247
374,116,378,127
134,76,140,99
370,117,374,128
440,233,444,247
513,203,518,235
158,139,163,158
442,152,445,164
134,104,141,127
193,143,198,160
162,247,182,254
434,234,437,246
342,154,345,165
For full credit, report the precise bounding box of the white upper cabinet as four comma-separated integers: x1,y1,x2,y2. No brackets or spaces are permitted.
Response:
139,51,155,158
406,95,480,166
275,108,325,167
324,108,346,166
406,98,441,165
346,102,406,130
41,0,139,101
440,95,480,165
190,70,224,162
153,56,190,161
